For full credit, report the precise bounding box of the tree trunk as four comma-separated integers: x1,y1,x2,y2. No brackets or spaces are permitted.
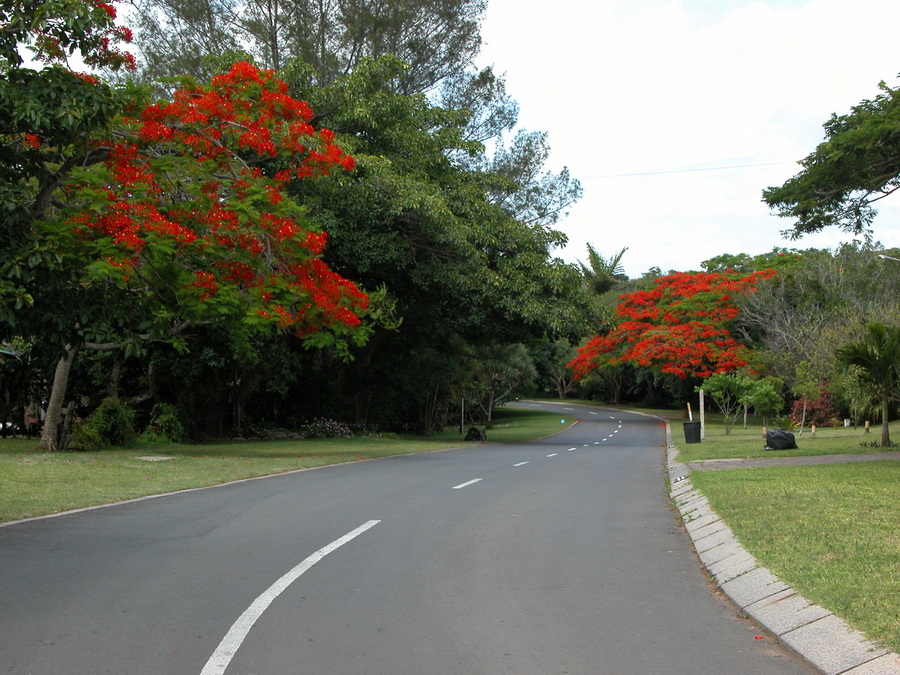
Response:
39,346,79,451
881,394,891,447
798,396,807,436
109,355,123,399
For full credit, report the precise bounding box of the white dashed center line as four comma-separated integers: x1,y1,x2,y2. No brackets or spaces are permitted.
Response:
514,461,529,467
453,478,482,490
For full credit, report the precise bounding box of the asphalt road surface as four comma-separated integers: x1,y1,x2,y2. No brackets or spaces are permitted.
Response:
0,401,817,674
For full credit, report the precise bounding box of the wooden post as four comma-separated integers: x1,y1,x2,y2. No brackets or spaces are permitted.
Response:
460,397,464,434
865,420,871,434
699,388,706,440
811,423,816,437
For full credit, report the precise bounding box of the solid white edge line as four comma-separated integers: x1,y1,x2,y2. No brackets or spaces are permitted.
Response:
452,478,482,490
200,519,381,675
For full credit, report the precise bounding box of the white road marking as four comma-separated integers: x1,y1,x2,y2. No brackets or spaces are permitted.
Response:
567,447,577,451
200,520,380,675
590,412,598,415
514,461,529,467
547,453,557,457
453,478,482,490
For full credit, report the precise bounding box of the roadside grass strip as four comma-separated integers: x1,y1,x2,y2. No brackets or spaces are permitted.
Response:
690,462,900,654
675,418,900,463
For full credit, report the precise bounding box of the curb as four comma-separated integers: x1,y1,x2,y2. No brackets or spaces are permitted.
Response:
665,422,900,675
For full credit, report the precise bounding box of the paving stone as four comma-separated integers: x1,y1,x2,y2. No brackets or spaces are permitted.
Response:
692,524,733,552
697,538,745,567
684,512,722,535
670,480,695,499
744,589,831,635
780,615,888,675
681,504,712,524
707,549,758,584
720,566,789,608
841,653,900,675
681,497,713,515
676,494,707,513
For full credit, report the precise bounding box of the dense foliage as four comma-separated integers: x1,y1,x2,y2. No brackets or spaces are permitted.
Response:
764,76,900,239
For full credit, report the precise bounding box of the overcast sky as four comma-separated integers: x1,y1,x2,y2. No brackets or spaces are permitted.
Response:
475,0,900,277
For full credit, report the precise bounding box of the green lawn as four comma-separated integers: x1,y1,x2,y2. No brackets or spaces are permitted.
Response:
0,406,572,524
691,463,900,653
669,412,900,653
673,416,899,463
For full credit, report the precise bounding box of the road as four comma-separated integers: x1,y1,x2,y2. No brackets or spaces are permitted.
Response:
0,401,816,674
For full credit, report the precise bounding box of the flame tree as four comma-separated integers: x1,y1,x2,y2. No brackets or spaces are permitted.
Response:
569,270,775,382
2,1,366,448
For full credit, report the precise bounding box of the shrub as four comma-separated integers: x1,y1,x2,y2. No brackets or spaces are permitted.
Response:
771,415,798,431
791,388,840,427
141,403,186,443
298,417,353,438
77,398,136,449
71,419,103,451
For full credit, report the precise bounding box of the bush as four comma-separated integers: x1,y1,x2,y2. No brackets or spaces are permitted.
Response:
76,398,136,449
141,403,186,443
71,419,103,451
298,417,353,438
771,415,798,431
791,389,841,427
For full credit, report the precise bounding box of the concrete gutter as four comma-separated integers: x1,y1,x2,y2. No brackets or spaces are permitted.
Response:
665,422,900,675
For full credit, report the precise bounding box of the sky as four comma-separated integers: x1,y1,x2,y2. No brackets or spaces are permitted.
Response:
475,0,900,277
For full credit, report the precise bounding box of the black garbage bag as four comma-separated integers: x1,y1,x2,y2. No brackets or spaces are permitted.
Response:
764,429,797,450
464,427,487,441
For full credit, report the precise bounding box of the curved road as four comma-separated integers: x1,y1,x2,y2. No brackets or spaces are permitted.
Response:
0,402,816,674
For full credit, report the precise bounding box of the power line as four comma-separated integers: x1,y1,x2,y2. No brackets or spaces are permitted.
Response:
586,161,794,179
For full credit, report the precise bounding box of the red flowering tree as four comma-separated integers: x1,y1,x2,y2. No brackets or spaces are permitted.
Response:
569,270,775,381
33,61,365,449
54,61,363,334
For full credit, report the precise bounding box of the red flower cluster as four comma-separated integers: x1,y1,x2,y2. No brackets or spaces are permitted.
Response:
61,61,366,335
570,270,775,380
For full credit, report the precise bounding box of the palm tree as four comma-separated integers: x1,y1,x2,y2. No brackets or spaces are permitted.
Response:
837,322,900,446
577,244,628,295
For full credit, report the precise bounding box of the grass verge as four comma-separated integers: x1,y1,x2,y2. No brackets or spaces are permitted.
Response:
690,463,900,653
0,406,572,524
674,417,899,463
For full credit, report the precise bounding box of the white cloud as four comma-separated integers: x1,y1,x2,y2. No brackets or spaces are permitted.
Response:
477,0,900,276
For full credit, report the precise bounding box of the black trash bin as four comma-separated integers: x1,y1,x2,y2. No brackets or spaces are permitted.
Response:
683,420,701,444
